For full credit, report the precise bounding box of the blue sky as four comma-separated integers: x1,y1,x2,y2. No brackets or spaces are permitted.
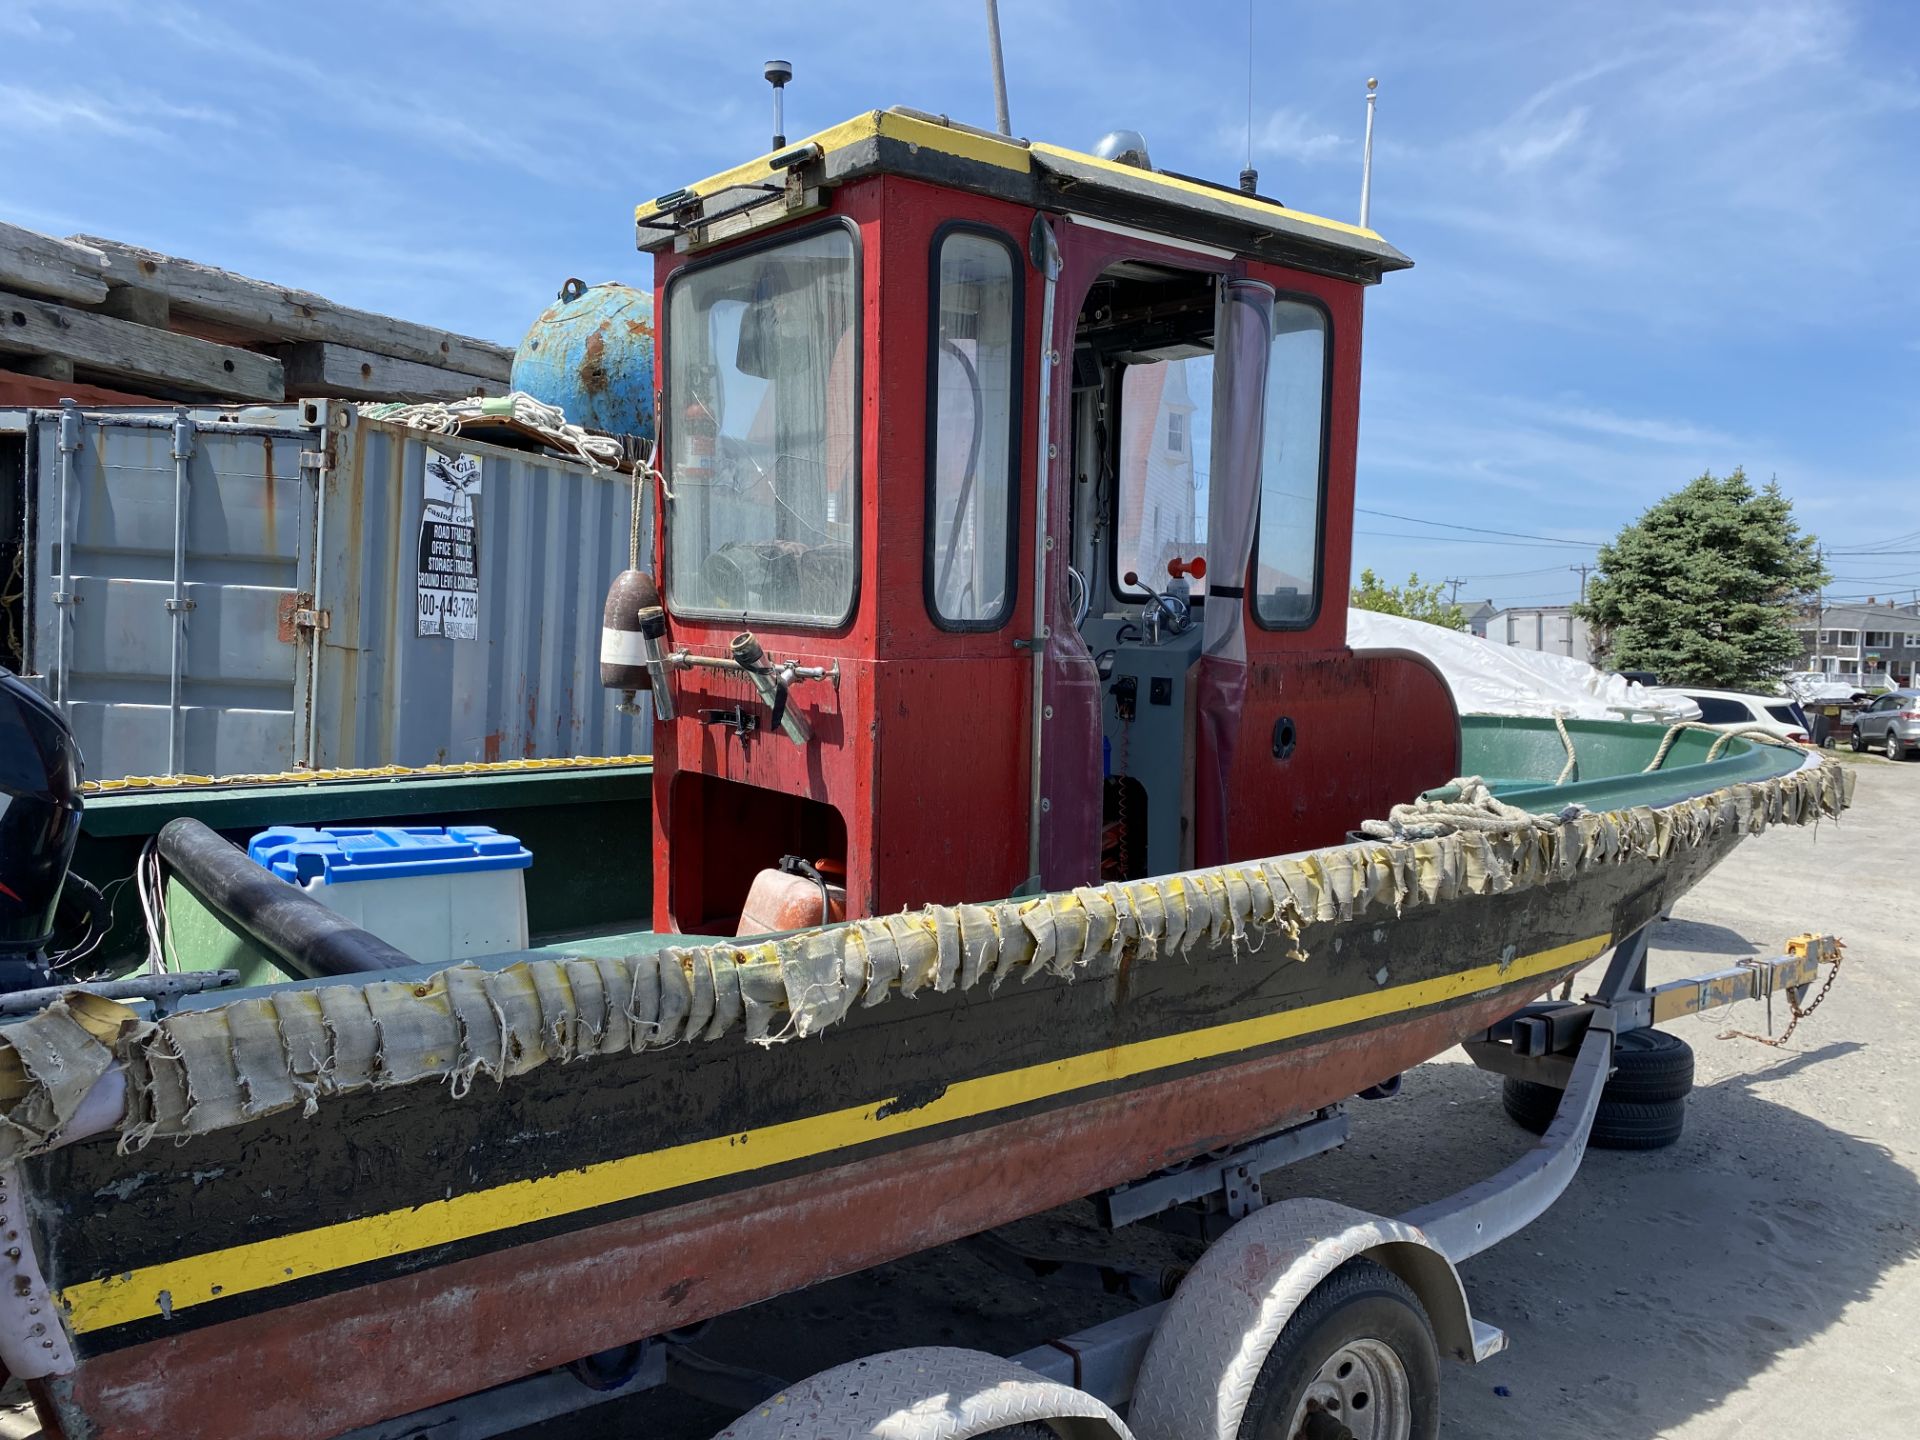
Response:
4,0,1917,610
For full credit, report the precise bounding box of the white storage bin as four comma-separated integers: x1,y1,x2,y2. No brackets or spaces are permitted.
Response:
247,824,532,965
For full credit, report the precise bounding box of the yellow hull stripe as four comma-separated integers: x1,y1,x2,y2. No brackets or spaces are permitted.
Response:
59,933,1607,1334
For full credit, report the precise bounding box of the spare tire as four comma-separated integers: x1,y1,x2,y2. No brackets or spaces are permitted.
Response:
1502,1080,1688,1150
1601,1027,1695,1104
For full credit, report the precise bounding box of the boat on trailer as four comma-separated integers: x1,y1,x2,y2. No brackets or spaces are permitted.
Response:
0,106,1849,1439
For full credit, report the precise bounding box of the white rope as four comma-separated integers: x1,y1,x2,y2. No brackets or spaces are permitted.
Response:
1643,722,1797,772
1360,775,1576,841
1553,709,1577,785
1362,720,1807,841
363,391,626,474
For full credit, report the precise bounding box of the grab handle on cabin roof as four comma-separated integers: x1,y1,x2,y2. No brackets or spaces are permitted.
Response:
155,819,411,979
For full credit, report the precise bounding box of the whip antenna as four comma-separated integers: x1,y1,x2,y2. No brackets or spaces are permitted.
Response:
983,0,1012,136
1359,77,1379,227
1240,1,1257,193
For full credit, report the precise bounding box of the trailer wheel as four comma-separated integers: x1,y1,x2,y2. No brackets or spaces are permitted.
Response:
1237,1259,1439,1440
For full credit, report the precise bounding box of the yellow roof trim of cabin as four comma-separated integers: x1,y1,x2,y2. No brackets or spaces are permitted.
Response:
635,107,1406,275
1025,141,1385,244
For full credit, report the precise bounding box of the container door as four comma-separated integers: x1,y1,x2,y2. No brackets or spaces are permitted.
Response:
29,410,317,782
309,412,645,769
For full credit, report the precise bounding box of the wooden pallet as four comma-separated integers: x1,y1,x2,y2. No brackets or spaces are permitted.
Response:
0,221,513,406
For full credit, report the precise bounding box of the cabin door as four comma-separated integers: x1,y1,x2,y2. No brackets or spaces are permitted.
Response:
1033,221,1272,887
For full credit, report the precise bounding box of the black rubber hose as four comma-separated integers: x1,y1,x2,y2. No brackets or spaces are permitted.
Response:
155,818,410,978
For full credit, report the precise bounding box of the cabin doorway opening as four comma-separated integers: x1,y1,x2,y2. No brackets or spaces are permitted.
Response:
1066,260,1219,882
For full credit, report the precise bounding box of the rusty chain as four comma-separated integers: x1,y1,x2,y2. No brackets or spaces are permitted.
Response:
1720,942,1845,1048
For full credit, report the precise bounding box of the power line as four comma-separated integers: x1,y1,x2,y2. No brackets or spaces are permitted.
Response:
1480,590,1583,606
1355,506,1600,547
1452,564,1577,581
1826,528,1920,554
1354,529,1601,549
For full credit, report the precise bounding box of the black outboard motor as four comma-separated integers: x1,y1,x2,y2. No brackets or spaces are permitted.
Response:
0,670,85,993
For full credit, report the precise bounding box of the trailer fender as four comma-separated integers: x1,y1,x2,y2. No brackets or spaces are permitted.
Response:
1127,1197,1477,1440
711,1345,1131,1440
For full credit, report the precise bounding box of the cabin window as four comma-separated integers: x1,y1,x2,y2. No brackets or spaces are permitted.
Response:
664,224,859,626
926,227,1021,629
1252,301,1330,628
1116,356,1212,599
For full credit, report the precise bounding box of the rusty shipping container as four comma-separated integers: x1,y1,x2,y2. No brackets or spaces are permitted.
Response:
1,399,647,780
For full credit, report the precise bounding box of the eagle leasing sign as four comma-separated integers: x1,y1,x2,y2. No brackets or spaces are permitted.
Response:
418,448,481,639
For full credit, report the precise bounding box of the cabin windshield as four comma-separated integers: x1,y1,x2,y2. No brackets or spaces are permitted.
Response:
665,226,860,625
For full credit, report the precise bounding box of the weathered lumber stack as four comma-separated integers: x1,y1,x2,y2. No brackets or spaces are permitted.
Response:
0,220,512,406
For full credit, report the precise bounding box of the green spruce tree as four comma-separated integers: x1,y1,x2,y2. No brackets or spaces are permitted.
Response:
1575,469,1827,689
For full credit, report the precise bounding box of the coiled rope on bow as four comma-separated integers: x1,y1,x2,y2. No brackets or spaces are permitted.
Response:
1360,775,1577,841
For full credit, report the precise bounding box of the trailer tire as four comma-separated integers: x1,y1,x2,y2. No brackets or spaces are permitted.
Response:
1502,1080,1687,1149
1237,1259,1440,1440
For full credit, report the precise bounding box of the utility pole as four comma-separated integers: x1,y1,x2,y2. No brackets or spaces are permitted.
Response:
1569,562,1593,603
1444,577,1465,605
1813,543,1826,679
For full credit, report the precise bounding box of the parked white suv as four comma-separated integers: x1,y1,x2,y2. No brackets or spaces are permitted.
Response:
1675,689,1811,744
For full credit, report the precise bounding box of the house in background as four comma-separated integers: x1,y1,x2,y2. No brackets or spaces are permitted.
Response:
1116,360,1205,592
1796,601,1920,687
1464,599,1497,637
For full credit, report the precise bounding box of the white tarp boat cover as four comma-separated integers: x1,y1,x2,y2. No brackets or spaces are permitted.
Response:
1348,610,1702,722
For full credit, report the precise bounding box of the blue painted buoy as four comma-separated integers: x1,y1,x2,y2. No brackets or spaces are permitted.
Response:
512,279,655,442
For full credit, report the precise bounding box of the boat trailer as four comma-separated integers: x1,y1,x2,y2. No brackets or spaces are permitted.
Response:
336,928,1841,1440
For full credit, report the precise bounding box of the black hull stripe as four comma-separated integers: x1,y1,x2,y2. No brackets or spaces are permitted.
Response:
57,933,1606,1338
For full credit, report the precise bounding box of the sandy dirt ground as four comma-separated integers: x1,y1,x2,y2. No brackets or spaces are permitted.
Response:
4,756,1911,1439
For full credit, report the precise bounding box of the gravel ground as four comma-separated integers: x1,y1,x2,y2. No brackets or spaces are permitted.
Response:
5,755,1910,1440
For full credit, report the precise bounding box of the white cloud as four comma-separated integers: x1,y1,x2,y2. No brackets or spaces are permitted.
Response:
1250,108,1346,163
1497,106,1588,172
1506,400,1745,451
0,83,234,141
